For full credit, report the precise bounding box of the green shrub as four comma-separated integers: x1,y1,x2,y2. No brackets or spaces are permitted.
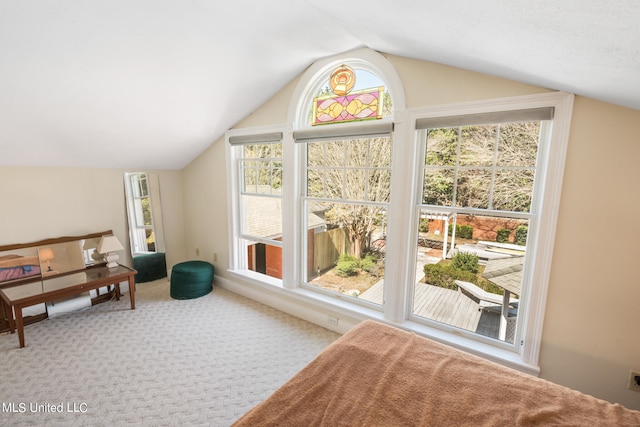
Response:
448,224,473,239
423,263,456,289
423,263,476,290
335,254,359,277
515,225,528,246
360,253,379,275
334,252,383,278
337,253,358,263
460,225,473,239
496,228,511,243
418,218,430,233
451,251,479,273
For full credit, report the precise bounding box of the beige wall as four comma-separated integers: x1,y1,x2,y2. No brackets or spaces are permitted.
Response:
180,76,301,270
540,97,640,408
0,167,186,270
3,51,636,409
182,53,640,409
181,138,227,267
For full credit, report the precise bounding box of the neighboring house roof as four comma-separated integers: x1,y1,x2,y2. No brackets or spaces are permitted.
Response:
244,194,325,239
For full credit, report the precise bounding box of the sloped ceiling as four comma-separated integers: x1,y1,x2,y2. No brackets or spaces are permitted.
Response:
1,0,638,169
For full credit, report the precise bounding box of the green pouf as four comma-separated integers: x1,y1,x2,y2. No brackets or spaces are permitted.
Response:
170,261,214,300
133,252,167,283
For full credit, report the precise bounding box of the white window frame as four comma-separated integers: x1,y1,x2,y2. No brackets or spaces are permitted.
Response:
225,49,573,374
226,125,287,286
124,172,164,256
397,92,574,371
298,132,393,310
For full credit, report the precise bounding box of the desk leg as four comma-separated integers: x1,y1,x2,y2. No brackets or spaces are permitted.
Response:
16,307,25,348
4,300,15,334
128,276,136,309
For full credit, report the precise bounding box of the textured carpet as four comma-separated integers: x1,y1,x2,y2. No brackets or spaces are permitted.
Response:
0,278,340,426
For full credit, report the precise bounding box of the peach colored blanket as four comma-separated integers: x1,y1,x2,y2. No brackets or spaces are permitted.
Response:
234,320,640,426
0,255,39,269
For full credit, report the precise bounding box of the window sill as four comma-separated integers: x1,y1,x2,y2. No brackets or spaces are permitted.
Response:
227,269,284,288
398,319,540,376
223,270,540,376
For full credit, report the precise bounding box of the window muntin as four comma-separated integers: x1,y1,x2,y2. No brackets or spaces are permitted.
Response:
305,137,392,203
302,135,391,307
413,119,545,344
423,122,539,212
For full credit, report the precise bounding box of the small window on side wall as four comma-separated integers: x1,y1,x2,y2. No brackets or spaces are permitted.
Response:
124,172,165,257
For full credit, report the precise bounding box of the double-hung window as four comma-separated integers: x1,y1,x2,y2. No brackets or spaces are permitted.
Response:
228,132,284,280
295,125,393,307
411,108,553,345
125,172,157,255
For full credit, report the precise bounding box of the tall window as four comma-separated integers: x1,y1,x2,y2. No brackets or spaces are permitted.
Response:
292,60,394,306
227,49,573,370
301,135,392,306
412,108,552,345
125,172,156,254
228,133,284,279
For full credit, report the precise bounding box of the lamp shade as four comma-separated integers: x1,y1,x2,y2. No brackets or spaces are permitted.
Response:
39,247,54,261
97,235,124,254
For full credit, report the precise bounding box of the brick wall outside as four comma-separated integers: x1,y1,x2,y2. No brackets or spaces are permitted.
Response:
429,215,527,242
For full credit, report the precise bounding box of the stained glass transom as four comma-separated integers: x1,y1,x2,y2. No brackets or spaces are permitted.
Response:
313,87,383,125
310,65,390,126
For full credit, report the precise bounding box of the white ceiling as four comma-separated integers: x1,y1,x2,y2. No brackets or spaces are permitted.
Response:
1,0,638,170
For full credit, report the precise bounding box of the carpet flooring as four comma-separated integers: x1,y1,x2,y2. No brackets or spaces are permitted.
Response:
0,278,340,426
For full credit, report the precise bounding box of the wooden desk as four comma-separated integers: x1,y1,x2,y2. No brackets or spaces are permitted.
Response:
0,265,137,348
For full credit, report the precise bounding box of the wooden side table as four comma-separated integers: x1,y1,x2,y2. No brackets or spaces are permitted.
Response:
0,265,137,348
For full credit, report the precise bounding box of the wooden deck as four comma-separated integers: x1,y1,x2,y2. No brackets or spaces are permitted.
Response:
360,280,504,340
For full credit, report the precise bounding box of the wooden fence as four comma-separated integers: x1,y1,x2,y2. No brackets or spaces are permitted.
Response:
313,228,350,273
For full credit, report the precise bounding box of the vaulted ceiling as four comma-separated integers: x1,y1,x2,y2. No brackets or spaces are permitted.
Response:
1,1,638,169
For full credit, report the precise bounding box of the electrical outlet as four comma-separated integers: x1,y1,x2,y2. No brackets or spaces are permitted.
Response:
213,253,218,262
195,248,200,256
327,316,339,326
629,371,640,393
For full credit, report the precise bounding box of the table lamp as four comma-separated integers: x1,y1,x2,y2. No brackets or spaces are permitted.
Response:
39,247,54,271
97,235,125,268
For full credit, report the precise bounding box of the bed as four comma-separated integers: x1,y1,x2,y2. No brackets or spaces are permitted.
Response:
233,320,640,426
0,254,41,282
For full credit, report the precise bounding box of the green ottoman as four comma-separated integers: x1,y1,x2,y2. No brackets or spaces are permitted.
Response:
170,261,214,300
132,252,167,283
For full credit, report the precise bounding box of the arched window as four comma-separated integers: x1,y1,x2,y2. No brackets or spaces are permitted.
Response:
289,50,405,312
227,48,573,373
307,65,392,126
289,49,404,129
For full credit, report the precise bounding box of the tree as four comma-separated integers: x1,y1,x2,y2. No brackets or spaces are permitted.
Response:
310,136,391,259
325,204,384,259
423,122,539,212
241,143,282,193
311,121,539,260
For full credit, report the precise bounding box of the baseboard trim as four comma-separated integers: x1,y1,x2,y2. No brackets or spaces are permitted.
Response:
215,275,361,335
213,274,540,376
